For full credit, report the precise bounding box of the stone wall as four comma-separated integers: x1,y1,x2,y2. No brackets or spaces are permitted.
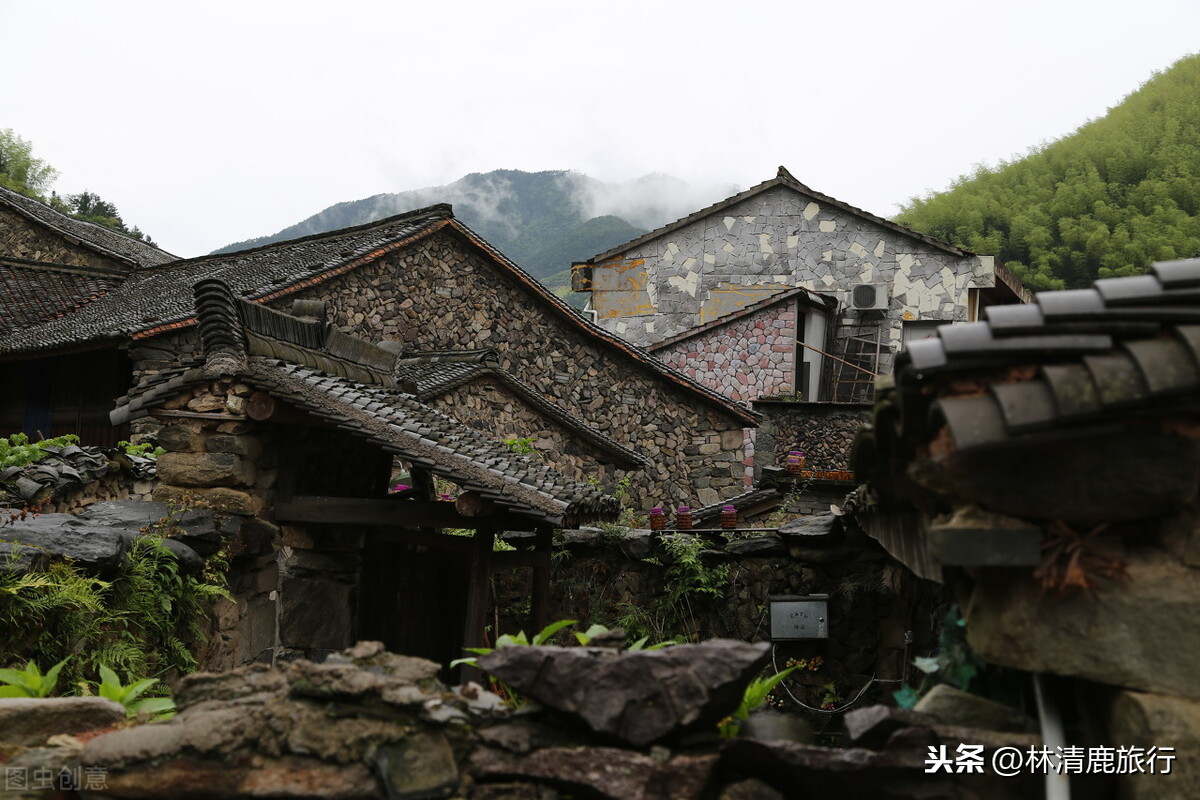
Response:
34,472,155,515
131,380,284,671
751,400,871,475
587,184,996,376
425,376,620,484
654,301,797,404
495,525,945,717
0,206,129,271
265,228,749,510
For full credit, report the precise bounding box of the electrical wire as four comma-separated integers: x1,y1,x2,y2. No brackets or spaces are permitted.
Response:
771,644,902,715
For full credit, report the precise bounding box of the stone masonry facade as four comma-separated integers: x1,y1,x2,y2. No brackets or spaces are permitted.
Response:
587,183,998,377
751,400,872,476
425,376,621,485
260,228,749,511
0,206,129,272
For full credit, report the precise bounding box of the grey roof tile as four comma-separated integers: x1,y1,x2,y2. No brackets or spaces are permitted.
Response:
1082,352,1148,407
1151,259,1200,289
1037,288,1106,319
0,186,177,269
933,396,1008,450
1039,364,1102,419
871,258,1200,457
1121,338,1200,396
990,381,1058,433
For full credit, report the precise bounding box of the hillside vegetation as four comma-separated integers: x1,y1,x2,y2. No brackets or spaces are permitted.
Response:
0,129,156,245
896,54,1200,290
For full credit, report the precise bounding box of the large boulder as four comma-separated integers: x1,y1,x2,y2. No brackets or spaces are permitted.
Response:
913,684,1038,734
82,644,457,799
1107,690,1200,800
0,514,129,572
477,640,771,746
80,499,223,557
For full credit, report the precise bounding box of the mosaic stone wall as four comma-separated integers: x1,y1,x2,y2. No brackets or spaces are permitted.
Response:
587,184,995,376
654,302,797,404
0,206,129,271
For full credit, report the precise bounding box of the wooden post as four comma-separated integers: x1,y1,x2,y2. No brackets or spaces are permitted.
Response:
531,525,552,633
460,527,495,684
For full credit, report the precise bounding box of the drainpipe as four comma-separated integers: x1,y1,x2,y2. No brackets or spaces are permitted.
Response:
1033,672,1070,800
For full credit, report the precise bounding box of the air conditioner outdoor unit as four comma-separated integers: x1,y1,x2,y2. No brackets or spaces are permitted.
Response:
850,283,889,312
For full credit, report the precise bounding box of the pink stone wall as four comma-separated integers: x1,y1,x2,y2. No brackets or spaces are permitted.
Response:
655,302,797,404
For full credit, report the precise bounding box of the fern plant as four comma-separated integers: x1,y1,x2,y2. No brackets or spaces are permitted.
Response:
0,528,230,692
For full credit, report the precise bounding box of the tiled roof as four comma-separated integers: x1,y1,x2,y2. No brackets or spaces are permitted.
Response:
0,204,453,356
646,287,834,354
397,350,648,470
869,258,1200,453
0,185,177,268
691,486,782,526
0,443,153,507
0,200,758,426
0,258,125,332
586,166,969,264
112,281,622,527
115,359,620,527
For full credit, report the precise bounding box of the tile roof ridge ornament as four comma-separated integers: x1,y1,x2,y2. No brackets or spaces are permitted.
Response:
290,299,327,324
192,278,248,374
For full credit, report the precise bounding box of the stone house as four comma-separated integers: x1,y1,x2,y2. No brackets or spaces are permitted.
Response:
573,166,1029,402
573,167,1029,507
1,194,757,512
0,185,176,445
103,278,623,668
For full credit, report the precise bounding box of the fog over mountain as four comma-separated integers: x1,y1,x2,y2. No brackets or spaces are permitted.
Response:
212,170,741,289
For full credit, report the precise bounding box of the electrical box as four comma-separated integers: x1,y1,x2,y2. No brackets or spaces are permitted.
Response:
850,283,889,311
769,594,829,640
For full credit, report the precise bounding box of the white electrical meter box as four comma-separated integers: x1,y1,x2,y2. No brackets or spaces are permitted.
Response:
769,594,829,640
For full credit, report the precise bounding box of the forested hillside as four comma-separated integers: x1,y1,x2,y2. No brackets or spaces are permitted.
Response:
896,54,1200,290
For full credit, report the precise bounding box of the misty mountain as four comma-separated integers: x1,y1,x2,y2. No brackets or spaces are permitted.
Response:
213,171,741,290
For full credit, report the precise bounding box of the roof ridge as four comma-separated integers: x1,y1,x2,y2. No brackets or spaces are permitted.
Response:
647,286,833,353
0,184,178,266
195,203,456,262
0,255,129,279
585,167,968,263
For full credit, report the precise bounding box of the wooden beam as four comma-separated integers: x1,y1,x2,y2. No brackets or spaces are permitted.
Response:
152,409,246,422
530,526,553,633
246,392,276,421
274,495,535,529
455,491,496,518
460,527,495,684
367,527,482,552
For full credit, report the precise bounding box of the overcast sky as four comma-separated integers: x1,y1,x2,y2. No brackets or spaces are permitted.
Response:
7,1,1200,257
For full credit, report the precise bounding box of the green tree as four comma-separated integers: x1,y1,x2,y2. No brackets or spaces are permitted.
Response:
897,54,1200,289
0,129,58,199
